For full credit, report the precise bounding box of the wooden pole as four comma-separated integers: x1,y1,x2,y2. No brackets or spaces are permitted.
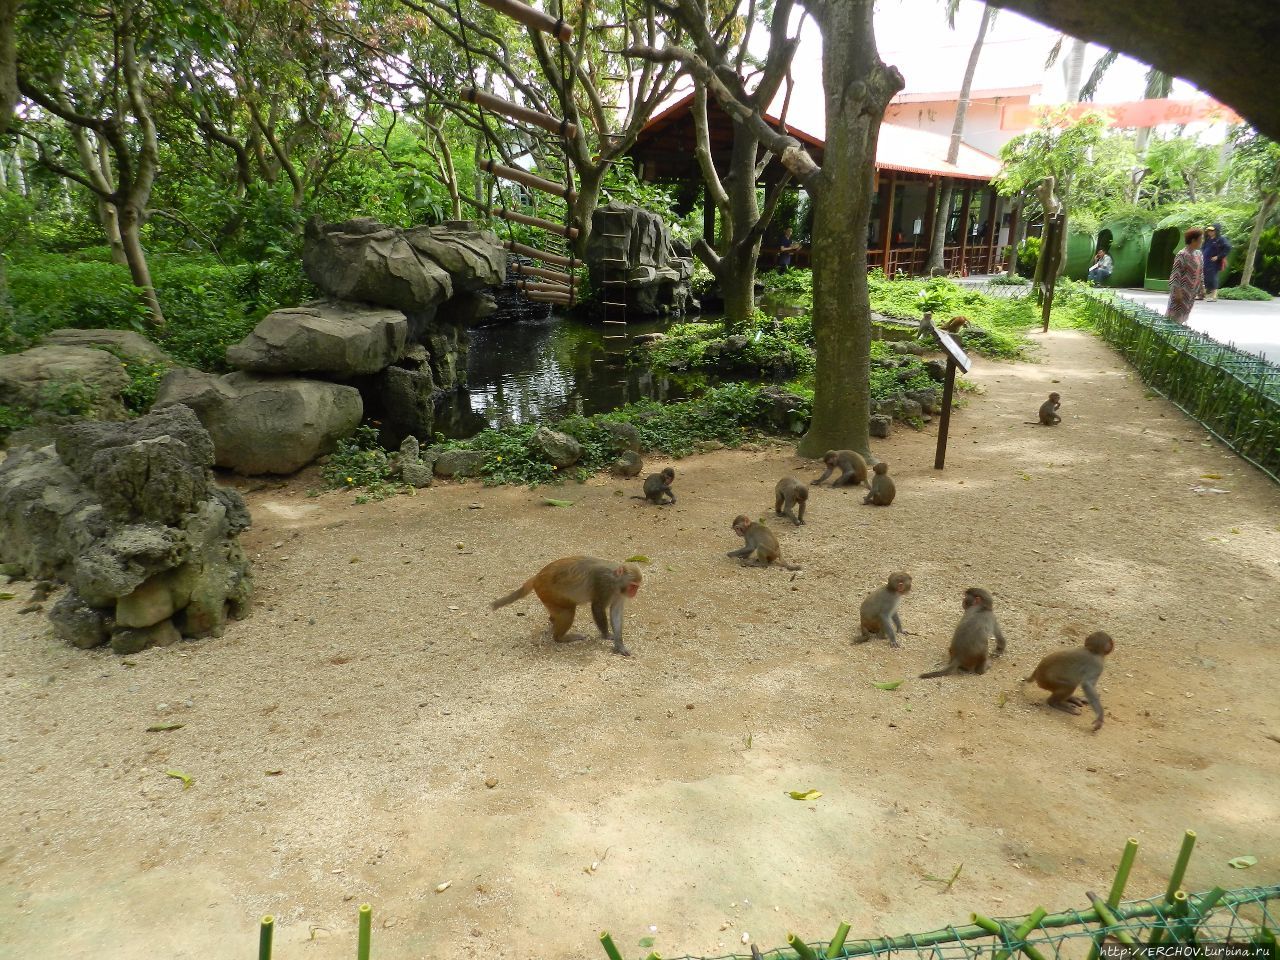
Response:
1041,211,1065,332
985,192,1002,273
462,87,578,139
505,239,575,268
524,291,573,304
473,0,574,41
957,184,974,271
516,280,572,294
513,263,576,284
934,356,957,470
492,206,578,238
876,172,893,273
478,158,576,202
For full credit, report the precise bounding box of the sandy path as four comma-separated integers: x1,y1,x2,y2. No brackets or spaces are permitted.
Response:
1,329,1278,960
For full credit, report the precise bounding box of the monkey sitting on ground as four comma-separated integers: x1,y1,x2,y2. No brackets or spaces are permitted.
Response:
941,315,970,333
919,587,1007,677
1026,392,1062,426
726,515,800,571
857,572,913,647
811,449,869,487
774,476,809,526
491,557,643,656
1024,631,1113,731
632,467,676,505
862,461,896,506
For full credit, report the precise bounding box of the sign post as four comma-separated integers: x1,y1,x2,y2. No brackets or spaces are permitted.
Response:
928,315,972,470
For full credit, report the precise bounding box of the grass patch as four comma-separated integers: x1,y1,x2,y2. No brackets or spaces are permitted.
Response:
1218,285,1273,301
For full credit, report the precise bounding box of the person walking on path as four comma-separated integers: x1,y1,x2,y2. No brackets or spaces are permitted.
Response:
1167,228,1204,323
1201,222,1231,300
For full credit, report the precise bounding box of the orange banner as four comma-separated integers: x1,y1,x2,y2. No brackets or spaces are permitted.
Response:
1000,98,1242,131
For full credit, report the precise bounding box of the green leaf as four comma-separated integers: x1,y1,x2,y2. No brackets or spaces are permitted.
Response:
543,498,574,507
165,770,195,789
146,723,185,733
639,937,656,948
0,593,14,601
788,789,822,801
871,680,904,691
1229,855,1258,869
625,555,651,563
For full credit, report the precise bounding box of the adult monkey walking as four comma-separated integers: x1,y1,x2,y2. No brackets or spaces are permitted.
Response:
622,0,905,459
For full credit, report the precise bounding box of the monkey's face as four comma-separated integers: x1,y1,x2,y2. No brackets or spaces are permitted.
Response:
1085,631,1114,655
822,451,838,466
662,468,675,482
615,565,642,598
874,462,889,475
893,575,912,594
963,588,991,610
731,515,751,536
1049,393,1060,403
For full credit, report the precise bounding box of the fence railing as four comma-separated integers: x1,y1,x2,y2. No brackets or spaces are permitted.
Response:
1065,287,1280,481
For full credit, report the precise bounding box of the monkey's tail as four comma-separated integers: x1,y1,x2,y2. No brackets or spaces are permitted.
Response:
491,581,533,610
918,666,955,679
629,495,650,501
781,562,802,572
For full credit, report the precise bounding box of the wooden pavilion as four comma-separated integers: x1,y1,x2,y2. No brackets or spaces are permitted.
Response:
626,91,1008,277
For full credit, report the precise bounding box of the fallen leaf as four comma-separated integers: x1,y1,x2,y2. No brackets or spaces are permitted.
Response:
1200,473,1222,480
145,723,185,733
625,555,651,564
0,593,14,601
435,881,452,893
1228,856,1257,869
543,498,574,507
639,936,656,948
871,680,904,691
265,769,284,776
165,769,194,789
788,789,822,801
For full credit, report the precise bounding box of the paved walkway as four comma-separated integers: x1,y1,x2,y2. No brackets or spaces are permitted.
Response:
1111,288,1280,363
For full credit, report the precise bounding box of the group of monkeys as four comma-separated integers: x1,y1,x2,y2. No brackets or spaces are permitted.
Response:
491,389,1112,732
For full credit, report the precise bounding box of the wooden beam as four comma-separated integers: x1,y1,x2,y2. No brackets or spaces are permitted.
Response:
524,291,573,304
479,159,576,203
505,239,575,268
512,263,576,284
472,0,573,41
516,280,572,294
462,87,577,139
491,206,578,238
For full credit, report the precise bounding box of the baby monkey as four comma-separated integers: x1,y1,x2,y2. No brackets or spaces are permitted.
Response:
491,556,643,656
919,587,1007,677
812,449,869,487
632,467,676,505
727,515,800,571
862,461,895,506
774,476,809,526
857,572,912,647
1027,392,1061,425
1025,631,1114,731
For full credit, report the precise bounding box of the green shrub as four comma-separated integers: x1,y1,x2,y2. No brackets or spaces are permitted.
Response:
37,379,98,417
1016,236,1041,278
0,403,33,443
1218,284,1273,301
647,311,815,378
322,425,405,502
987,273,1030,286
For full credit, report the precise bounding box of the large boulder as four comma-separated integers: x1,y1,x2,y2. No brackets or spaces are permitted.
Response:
533,426,582,468
0,404,253,652
156,369,362,475
0,344,131,422
303,217,504,313
40,328,172,364
226,301,408,377
357,363,436,449
432,449,488,479
584,202,695,317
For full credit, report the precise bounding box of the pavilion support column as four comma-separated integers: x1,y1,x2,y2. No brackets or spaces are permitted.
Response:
1005,197,1022,276
880,169,897,272
985,191,1002,273
956,184,974,270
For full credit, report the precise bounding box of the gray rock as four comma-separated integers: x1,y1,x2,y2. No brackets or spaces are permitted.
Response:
611,450,643,478
925,359,948,382
399,435,421,461
156,369,362,475
908,388,942,415
601,420,642,453
227,302,408,377
168,498,253,638
869,414,893,439
91,435,209,525
433,449,488,478
73,525,182,608
756,386,810,433
898,398,924,421
56,403,215,481
400,460,433,488
360,365,436,449
437,291,498,326
303,217,504,313
533,426,582,468
40,328,172,364
0,344,131,421
48,590,112,649
111,620,181,654
584,203,694,316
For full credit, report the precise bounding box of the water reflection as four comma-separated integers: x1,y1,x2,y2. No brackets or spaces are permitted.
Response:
434,310,699,438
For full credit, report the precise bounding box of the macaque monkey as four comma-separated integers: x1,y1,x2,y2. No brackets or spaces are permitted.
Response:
862,462,896,506
857,572,912,647
632,467,676,505
1027,392,1061,425
1025,631,1113,731
919,587,1007,678
811,450,869,488
941,316,970,333
491,556,643,656
726,515,800,571
774,476,809,526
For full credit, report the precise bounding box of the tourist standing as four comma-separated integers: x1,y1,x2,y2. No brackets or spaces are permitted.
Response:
1087,249,1113,285
1201,222,1231,301
776,225,800,271
1166,228,1204,324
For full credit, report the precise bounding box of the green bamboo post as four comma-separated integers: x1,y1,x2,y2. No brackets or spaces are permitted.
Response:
993,907,1047,960
599,932,624,960
258,916,274,960
1148,831,1196,947
1165,890,1192,944
972,914,1051,960
788,934,820,960
643,953,662,960
826,921,852,959
357,904,372,960
1088,892,1138,948
1086,838,1140,960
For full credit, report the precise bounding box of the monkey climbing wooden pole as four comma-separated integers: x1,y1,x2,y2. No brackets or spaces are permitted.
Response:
472,0,574,40
462,88,578,139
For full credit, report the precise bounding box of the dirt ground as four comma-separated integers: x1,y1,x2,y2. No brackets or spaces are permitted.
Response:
1,329,1278,960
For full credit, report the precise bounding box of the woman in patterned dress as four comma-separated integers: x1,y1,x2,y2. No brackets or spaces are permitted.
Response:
1166,228,1204,324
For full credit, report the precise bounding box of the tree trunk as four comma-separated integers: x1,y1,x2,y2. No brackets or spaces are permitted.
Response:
926,179,954,273
0,0,16,136
797,0,901,459
97,200,129,266
569,163,605,259
1006,195,1025,277
1240,192,1277,288
1062,37,1087,101
117,203,165,328
718,126,764,329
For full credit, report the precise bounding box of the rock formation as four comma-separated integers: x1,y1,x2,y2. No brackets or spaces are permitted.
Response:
584,202,695,316
0,404,252,652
